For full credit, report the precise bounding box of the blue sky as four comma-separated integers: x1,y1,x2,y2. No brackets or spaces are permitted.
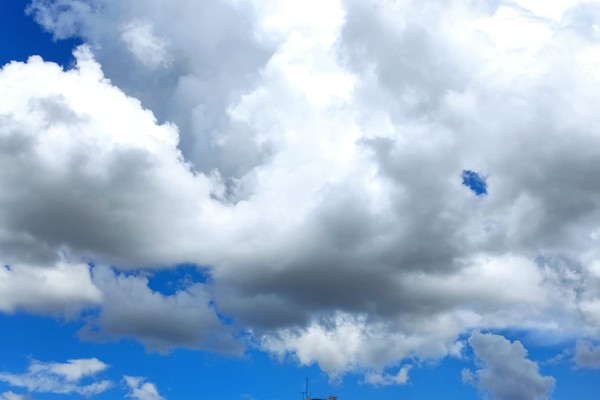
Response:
2,0,600,399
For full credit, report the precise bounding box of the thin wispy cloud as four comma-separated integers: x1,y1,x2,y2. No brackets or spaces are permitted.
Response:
0,359,111,396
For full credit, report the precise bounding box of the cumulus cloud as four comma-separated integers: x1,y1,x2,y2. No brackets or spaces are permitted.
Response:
6,0,600,381
0,358,111,396
81,266,241,353
261,311,466,377
124,376,165,400
574,340,600,368
463,332,555,400
0,47,241,351
27,0,272,178
0,261,101,316
0,46,227,269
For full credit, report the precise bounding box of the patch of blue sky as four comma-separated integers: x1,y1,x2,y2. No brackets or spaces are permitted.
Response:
461,170,488,196
0,0,80,67
145,263,211,296
0,310,482,400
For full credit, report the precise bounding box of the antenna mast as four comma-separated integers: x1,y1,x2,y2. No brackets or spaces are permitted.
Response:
305,377,309,400
300,377,308,400
299,377,336,400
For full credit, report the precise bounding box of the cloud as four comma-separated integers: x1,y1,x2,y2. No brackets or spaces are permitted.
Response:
41,358,108,382
80,266,241,353
261,311,465,377
28,0,272,178
120,19,172,68
0,392,34,400
0,46,244,349
124,376,165,400
0,358,111,396
0,46,226,269
574,340,600,368
463,332,555,400
0,261,102,316
363,366,411,386
5,0,600,381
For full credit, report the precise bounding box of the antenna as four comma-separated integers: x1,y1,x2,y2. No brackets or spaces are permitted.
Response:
299,377,336,400
300,377,308,400
305,377,310,400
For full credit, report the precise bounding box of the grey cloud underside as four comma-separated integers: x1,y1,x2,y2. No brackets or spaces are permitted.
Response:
216,0,600,332
0,54,223,268
3,0,600,379
574,340,600,368
81,266,242,354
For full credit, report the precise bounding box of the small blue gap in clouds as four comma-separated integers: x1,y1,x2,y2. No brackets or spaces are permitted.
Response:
146,264,211,296
461,170,487,196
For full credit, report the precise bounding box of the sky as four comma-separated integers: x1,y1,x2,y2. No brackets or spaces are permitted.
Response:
2,0,600,399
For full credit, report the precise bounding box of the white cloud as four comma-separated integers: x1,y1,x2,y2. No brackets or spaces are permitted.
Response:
0,46,242,351
8,0,600,381
28,0,273,178
0,392,33,400
0,46,226,269
363,366,411,386
261,312,465,377
513,0,582,21
124,376,165,400
42,358,108,382
0,261,102,316
121,19,171,68
464,332,555,400
0,358,111,396
25,0,98,40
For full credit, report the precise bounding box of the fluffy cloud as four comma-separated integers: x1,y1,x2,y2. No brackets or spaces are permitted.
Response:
27,0,272,178
261,311,467,376
574,340,600,368
81,266,241,353
0,46,228,268
0,358,111,396
120,19,172,68
5,0,600,381
463,332,555,400
0,261,101,315
124,376,165,400
0,44,243,350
